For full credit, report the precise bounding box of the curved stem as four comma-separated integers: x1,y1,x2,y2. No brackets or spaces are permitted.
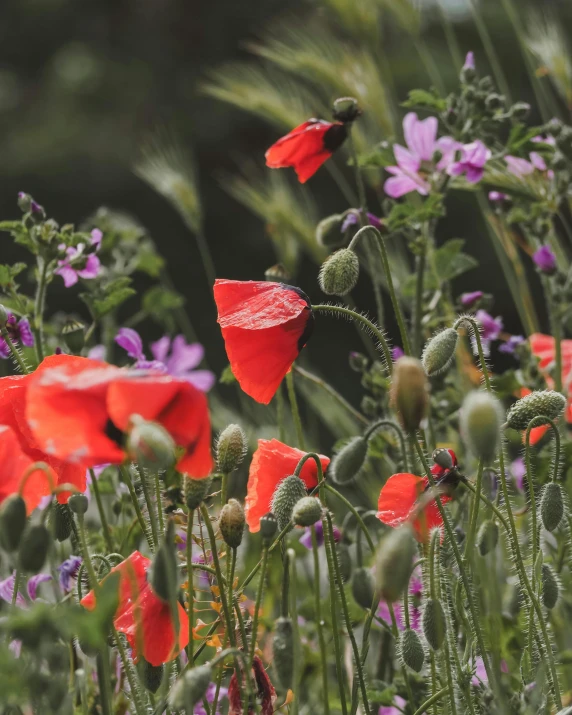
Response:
89,468,113,552
139,470,159,548
324,483,375,553
453,316,492,392
413,687,449,715
286,370,305,450
120,466,155,552
294,365,368,426
0,328,30,374
464,459,484,558
32,256,49,364
364,418,408,472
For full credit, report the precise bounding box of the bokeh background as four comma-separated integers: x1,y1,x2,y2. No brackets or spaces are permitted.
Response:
0,0,569,398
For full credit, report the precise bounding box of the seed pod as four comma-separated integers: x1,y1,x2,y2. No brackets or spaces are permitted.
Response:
50,501,74,542
421,328,458,377
150,521,179,603
292,496,323,527
68,493,89,516
506,390,566,431
330,437,368,485
141,658,164,693
0,495,27,552
271,475,308,533
477,520,499,556
460,391,503,464
259,512,278,543
62,319,86,354
422,598,447,651
540,482,564,532
168,664,213,710
337,541,352,582
219,498,245,548
216,424,247,474
541,564,559,609
399,628,425,672
19,524,51,573
375,524,416,602
351,567,375,609
316,214,344,248
272,617,294,690
127,416,176,472
432,448,454,471
390,357,429,434
184,476,211,511
318,248,360,296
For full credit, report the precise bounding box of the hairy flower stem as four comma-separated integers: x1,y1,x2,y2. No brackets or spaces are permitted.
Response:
310,525,331,714
312,304,392,374
89,468,113,552
287,549,303,715
464,459,484,558
154,473,165,533
548,291,563,393
413,687,450,715
0,327,30,374
249,543,269,669
186,508,195,664
412,242,426,357
139,470,159,548
294,365,368,426
33,256,48,364
453,316,492,392
276,381,287,442
286,369,305,450
120,465,155,551
364,419,409,472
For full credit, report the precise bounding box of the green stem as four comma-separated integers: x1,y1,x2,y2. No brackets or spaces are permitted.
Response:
462,480,509,532
220,473,229,507
113,626,150,715
412,243,426,357
120,465,155,552
324,483,375,553
186,508,195,663
288,549,302,715
139,470,159,548
33,256,49,364
453,316,492,392
286,370,305,450
311,526,330,714
294,365,368,426
0,328,30,374
464,460,484,558
548,293,563,393
96,655,114,715
154,473,165,533
11,569,21,607
413,687,449,715
348,130,366,214
249,544,269,669
276,382,287,442
89,469,113,552
364,419,409,472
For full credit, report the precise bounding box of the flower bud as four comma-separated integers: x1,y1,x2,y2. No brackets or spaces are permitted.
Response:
541,563,559,609
184,476,211,511
49,501,74,542
506,390,566,431
17,192,32,212
349,352,368,372
68,493,89,516
460,391,503,463
337,541,352,582
330,436,368,485
332,96,361,123
259,512,278,544
272,617,294,690
62,319,86,354
316,214,344,248
421,328,458,377
292,496,323,527
141,658,164,694
19,524,51,573
150,520,179,603
399,628,425,672
477,520,499,556
219,498,245,548
540,482,564,532
0,495,27,552
422,598,447,651
216,424,247,474
169,664,212,710
271,475,308,533
127,416,176,472
351,567,375,609
375,524,416,602
318,249,360,296
390,357,429,433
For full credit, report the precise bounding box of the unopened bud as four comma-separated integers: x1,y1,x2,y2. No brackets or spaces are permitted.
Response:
259,512,278,543
460,391,503,463
349,352,368,372
511,102,531,119
432,448,454,471
337,541,352,582
49,501,74,542
541,564,559,609
375,524,416,602
19,524,51,573
292,496,323,527
390,357,429,433
477,520,499,556
540,482,564,532
351,567,375,609
0,495,27,552
318,248,359,296
316,214,344,248
17,192,32,213
127,416,176,472
485,93,504,111
399,628,425,672
184,476,211,511
168,664,212,710
68,493,89,516
421,328,458,377
62,320,86,354
273,617,294,690
422,598,447,650
330,436,368,485
332,96,361,123
219,498,245,548
506,390,566,431
271,475,308,533
216,424,247,474
150,521,179,603
141,658,164,694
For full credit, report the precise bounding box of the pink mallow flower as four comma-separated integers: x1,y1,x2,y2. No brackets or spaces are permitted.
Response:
505,153,553,180
448,140,490,183
55,229,102,288
0,313,34,358
384,113,458,198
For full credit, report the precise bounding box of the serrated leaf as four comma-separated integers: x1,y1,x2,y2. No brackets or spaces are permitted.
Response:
141,285,185,322
136,249,165,278
402,89,447,112
92,287,136,318
434,239,478,281
386,194,445,232
0,263,27,289
0,222,36,253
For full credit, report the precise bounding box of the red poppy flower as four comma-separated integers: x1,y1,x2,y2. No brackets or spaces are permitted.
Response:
25,354,212,478
245,438,329,532
228,655,277,715
214,280,314,404
265,119,348,183
529,333,572,424
0,355,86,505
81,551,188,666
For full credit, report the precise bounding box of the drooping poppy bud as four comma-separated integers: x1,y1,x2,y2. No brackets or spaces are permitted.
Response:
168,664,212,710
316,214,345,248
49,501,74,542
330,436,368,485
390,357,429,433
375,524,416,602
351,567,375,609
399,628,425,672
219,498,245,548
541,564,559,609
506,390,565,431
150,520,179,603
421,328,458,377
540,482,564,532
216,424,247,474
292,496,323,527
318,248,360,296
422,598,447,651
19,524,51,573
460,391,503,464
271,475,308,533
141,658,164,694
0,495,27,552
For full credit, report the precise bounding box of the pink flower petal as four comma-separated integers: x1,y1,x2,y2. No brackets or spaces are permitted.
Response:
394,143,421,173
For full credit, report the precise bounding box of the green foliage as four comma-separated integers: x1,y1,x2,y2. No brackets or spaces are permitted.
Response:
402,88,447,112
81,276,136,319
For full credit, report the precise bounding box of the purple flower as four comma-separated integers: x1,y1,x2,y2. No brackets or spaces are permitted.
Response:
377,567,422,632
498,335,525,355
0,313,34,359
506,154,554,180
532,134,556,147
475,309,503,354
55,229,102,288
510,457,526,492
472,657,508,685
488,191,508,202
341,212,383,232
379,695,407,714
392,346,405,362
463,51,475,70
58,556,82,593
194,682,228,714
448,140,490,183
87,344,107,361
0,572,52,607
533,245,557,275
115,327,145,360
460,291,483,308
299,521,341,549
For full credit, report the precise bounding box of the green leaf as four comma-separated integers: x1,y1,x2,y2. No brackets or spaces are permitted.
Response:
142,285,185,322
357,142,396,168
0,222,36,253
402,89,447,112
0,262,27,289
136,248,165,278
433,238,478,281
219,364,237,385
506,123,545,153
386,194,445,232
81,277,136,319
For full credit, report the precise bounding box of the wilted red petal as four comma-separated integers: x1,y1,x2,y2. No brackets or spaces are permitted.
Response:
245,438,329,532
228,656,277,715
214,280,313,404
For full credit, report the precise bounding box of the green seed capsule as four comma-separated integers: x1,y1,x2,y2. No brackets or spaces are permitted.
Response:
399,628,425,672
421,328,458,377
0,495,27,552
271,475,308,533
19,524,51,573
316,214,344,248
318,248,360,296
460,391,503,464
150,521,179,603
273,617,294,690
219,498,245,548
169,664,213,710
541,564,559,610
292,496,323,527
184,476,211,511
422,598,447,651
506,390,566,431
68,493,89,516
540,482,564,532
216,424,247,474
351,567,375,609
330,437,368,486
259,512,278,544
477,520,499,556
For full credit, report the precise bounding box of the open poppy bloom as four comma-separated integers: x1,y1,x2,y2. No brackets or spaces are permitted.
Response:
245,438,330,532
81,551,188,666
25,354,212,478
214,280,314,404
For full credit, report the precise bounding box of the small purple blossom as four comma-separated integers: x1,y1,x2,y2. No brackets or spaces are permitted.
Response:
463,51,475,70
488,191,508,202
392,346,405,362
448,140,490,183
299,521,341,549
87,344,107,361
55,229,102,288
498,335,525,355
533,245,557,275
472,656,508,685
341,212,383,232
0,572,52,607
194,682,228,714
379,695,407,715
0,313,34,359
532,134,556,147
506,154,554,180
510,457,526,492
58,556,83,593
475,309,503,342
460,291,483,308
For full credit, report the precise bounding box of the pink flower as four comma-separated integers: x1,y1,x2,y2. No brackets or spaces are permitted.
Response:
448,140,490,183
0,313,34,358
505,153,553,180
463,51,475,71
55,229,102,288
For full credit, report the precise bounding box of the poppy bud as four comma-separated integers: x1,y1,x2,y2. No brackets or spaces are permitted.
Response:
506,390,566,431
330,436,368,485
184,476,211,511
375,524,416,602
292,496,323,527
62,320,86,354
271,475,308,533
432,448,454,471
168,664,212,710
127,416,176,472
390,357,429,433
219,498,245,548
351,567,375,609
216,424,247,474
477,520,499,556
332,96,361,123
0,495,27,552
318,248,360,296
460,391,503,463
68,493,89,516
541,564,559,609
316,214,344,248
422,598,447,651
150,520,179,603
49,501,74,542
399,628,425,672
421,328,458,377
337,541,352,582
265,263,291,282
272,617,294,690
19,524,51,573
141,658,164,693
17,192,32,212
540,482,564,532
259,512,278,544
